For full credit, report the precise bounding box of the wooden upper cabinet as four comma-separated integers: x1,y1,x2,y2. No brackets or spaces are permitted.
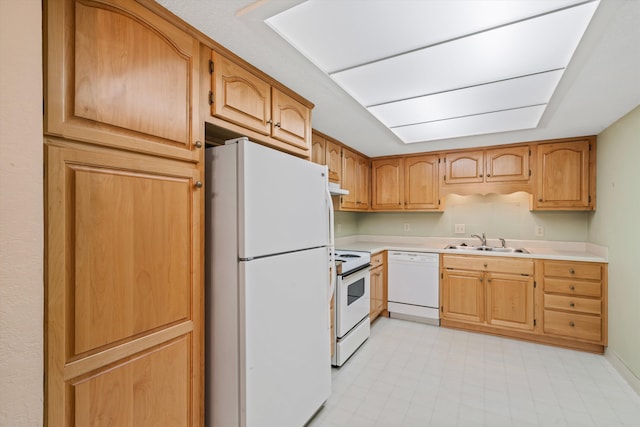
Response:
372,155,440,211
271,88,311,151
443,151,484,184
325,140,342,183
404,155,440,210
371,158,404,210
357,156,371,210
533,139,593,210
311,132,326,165
210,51,312,156
45,0,201,162
211,51,271,136
485,146,530,182
340,148,370,211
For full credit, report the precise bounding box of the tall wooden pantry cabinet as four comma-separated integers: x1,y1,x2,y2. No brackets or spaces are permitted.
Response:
44,0,204,425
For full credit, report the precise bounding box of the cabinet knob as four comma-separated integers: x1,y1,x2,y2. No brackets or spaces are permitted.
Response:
267,119,273,125
569,285,575,291
274,122,281,128
487,174,491,177
194,140,202,148
483,263,488,268
479,174,483,177
569,268,575,274
569,321,575,327
569,302,575,307
538,198,543,202
194,181,203,188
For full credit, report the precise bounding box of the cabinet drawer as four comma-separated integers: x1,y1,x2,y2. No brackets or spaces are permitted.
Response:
543,278,601,297
443,255,533,275
371,252,384,268
543,261,602,280
544,294,601,315
543,310,601,342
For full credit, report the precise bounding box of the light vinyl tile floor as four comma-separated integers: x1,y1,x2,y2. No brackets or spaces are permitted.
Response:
308,317,640,427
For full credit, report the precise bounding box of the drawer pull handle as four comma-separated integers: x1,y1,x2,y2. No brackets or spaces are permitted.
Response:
569,268,576,274
569,285,575,291
483,263,488,268
569,321,575,327
569,302,575,307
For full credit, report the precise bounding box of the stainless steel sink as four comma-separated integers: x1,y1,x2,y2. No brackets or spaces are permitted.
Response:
444,244,529,254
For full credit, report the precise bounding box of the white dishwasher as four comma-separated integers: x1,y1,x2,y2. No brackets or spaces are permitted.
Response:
387,251,440,325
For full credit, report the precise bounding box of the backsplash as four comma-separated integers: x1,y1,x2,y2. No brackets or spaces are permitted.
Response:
335,192,589,241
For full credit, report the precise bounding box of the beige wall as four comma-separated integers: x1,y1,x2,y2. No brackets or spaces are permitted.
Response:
589,104,640,380
0,0,44,425
335,192,590,242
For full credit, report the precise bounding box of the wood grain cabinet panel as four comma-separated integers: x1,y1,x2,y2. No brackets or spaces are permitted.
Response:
311,132,326,165
441,255,534,332
46,141,202,427
210,51,312,156
443,151,484,184
372,155,441,211
540,259,607,348
325,140,342,184
485,146,530,182
45,0,201,162
369,252,386,321
73,336,191,427
533,139,593,210
211,51,271,136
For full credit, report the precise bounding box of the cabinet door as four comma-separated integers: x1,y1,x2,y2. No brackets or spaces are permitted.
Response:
442,269,484,323
485,146,530,183
357,156,371,209
46,142,202,427
486,273,534,331
325,140,342,183
404,155,440,210
443,151,484,184
311,132,326,165
371,158,404,210
45,0,200,162
211,51,272,136
340,148,359,209
271,88,311,151
370,266,384,320
534,140,590,209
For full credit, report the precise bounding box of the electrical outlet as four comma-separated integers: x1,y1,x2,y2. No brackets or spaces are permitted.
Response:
403,223,410,232
454,224,466,234
536,225,544,237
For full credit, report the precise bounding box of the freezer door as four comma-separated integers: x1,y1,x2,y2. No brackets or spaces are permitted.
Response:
240,247,331,427
237,139,330,259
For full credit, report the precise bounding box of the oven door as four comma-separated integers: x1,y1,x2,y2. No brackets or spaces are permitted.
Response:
336,266,370,338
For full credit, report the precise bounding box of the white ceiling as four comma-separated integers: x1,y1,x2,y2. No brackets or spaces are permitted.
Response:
157,0,640,157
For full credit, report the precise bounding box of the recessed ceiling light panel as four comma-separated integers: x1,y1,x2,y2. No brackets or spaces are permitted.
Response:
266,0,599,143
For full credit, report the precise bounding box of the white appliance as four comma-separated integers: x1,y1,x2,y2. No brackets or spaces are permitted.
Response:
387,251,440,325
332,250,371,366
205,138,332,427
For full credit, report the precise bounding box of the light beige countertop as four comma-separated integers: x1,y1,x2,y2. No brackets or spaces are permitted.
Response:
335,235,608,263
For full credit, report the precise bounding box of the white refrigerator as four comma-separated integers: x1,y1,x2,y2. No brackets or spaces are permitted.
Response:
205,138,333,427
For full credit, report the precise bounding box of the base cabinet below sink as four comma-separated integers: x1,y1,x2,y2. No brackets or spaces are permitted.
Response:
440,254,608,353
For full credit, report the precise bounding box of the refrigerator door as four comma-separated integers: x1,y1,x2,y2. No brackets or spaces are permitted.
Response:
240,247,331,427
236,139,330,259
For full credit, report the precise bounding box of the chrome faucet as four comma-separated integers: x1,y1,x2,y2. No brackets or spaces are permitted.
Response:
471,232,487,247
499,238,507,248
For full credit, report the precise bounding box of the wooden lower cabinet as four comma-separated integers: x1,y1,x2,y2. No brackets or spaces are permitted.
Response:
539,260,607,349
441,255,535,333
441,255,608,353
45,140,203,426
369,252,386,321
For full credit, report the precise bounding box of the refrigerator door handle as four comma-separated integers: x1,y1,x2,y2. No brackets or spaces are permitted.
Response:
326,173,336,328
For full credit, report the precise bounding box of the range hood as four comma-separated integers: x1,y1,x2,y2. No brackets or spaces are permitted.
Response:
328,182,349,195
